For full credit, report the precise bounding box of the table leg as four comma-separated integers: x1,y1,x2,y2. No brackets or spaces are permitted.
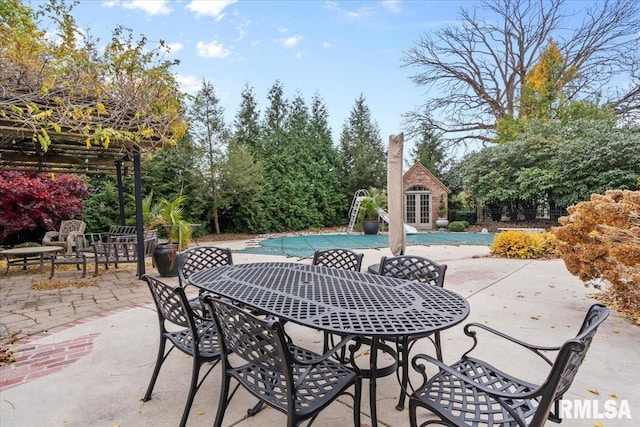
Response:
370,337,379,427
39,253,45,273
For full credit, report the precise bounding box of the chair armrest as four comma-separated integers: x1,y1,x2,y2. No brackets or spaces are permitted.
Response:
411,353,542,400
66,231,81,246
43,231,61,244
297,334,362,365
462,322,561,365
291,334,362,390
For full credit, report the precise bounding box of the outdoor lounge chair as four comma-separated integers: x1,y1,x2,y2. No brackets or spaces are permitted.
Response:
142,275,221,427
204,296,363,427
377,254,448,410
42,219,86,254
409,303,610,427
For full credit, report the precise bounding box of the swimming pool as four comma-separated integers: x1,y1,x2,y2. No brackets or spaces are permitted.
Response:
240,232,496,257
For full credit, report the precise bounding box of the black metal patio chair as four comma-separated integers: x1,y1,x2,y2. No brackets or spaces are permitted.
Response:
176,245,233,314
142,275,221,427
313,248,365,356
204,296,363,427
176,245,233,287
409,303,610,427
312,248,364,272
377,254,448,410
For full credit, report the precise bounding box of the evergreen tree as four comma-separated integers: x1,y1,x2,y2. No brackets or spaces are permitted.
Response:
140,134,206,225
261,80,288,155
188,79,229,234
339,94,386,199
249,80,291,231
409,124,447,178
233,83,261,150
219,140,264,232
308,93,346,225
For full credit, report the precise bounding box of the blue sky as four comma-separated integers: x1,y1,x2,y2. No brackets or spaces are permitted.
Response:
65,0,616,156
67,0,467,154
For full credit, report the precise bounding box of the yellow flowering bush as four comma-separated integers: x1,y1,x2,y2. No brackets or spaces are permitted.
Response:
491,230,559,259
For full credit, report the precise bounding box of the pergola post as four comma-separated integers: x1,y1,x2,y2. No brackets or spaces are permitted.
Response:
133,147,146,279
115,160,126,226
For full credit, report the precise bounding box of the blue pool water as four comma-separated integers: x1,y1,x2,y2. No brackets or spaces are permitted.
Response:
240,232,495,257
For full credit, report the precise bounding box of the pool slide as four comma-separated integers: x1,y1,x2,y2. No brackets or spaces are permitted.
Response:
376,207,418,234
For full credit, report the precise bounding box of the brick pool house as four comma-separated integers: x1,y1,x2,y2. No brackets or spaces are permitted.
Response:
402,163,450,230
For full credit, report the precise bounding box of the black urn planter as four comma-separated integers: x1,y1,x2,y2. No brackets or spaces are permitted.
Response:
152,243,179,277
362,220,380,235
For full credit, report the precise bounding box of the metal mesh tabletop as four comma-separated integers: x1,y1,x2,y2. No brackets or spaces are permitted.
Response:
190,262,470,338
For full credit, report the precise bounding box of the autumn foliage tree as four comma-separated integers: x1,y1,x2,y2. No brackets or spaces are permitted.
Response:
0,171,90,244
552,190,640,323
0,0,187,154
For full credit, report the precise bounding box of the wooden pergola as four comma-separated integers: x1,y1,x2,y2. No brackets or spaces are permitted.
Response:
1,1,189,277
1,126,151,278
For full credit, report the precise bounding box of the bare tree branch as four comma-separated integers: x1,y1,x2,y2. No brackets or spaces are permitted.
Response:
403,0,640,144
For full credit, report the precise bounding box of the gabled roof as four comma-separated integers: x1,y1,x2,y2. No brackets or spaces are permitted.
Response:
403,162,450,193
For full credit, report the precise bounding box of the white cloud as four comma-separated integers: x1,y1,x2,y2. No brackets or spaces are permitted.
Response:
277,26,288,33
196,40,232,58
165,42,183,55
121,0,172,16
176,74,201,94
281,35,303,48
323,1,375,20
236,19,251,41
382,0,402,14
322,41,331,48
187,0,237,20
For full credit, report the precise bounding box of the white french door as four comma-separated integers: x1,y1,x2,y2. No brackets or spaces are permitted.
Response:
405,187,431,229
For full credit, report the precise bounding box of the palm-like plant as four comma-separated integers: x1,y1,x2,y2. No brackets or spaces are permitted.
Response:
357,187,387,222
149,195,192,251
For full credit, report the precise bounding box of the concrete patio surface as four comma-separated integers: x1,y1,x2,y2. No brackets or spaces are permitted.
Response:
1,240,638,426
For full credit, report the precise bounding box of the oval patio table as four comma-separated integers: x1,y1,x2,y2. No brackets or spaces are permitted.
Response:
189,261,470,426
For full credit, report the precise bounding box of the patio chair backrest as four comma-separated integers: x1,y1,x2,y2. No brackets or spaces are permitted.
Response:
75,232,108,250
531,303,610,426
209,297,287,370
144,274,192,329
176,246,233,287
379,255,447,287
58,220,86,238
107,225,137,237
553,303,610,398
312,248,364,272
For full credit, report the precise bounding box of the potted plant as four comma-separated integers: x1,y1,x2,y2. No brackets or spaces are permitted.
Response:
149,195,193,277
358,188,387,235
436,194,449,231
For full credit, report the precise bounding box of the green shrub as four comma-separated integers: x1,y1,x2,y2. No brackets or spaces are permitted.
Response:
462,220,470,228
450,210,477,225
491,230,559,259
449,221,466,232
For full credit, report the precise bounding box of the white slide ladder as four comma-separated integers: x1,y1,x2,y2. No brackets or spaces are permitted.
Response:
347,189,418,234
347,189,369,234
